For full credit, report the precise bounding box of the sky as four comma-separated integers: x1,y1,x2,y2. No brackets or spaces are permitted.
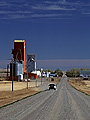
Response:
0,0,90,70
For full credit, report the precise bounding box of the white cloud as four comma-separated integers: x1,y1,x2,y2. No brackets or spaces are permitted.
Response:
31,4,75,11
0,11,12,14
9,14,27,19
0,0,90,20
31,13,60,18
82,11,90,15
0,1,8,6
31,13,72,18
0,1,24,8
44,0,90,9
0,10,32,14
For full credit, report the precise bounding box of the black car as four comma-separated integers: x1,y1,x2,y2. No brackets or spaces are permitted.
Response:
48,83,57,90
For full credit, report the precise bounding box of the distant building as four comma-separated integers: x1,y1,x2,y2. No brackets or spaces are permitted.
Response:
27,54,36,72
80,70,90,77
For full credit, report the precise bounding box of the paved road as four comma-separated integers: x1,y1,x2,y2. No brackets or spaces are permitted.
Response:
0,76,90,120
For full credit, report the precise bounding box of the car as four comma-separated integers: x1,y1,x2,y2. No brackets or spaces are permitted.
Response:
51,78,54,81
83,76,88,80
48,83,57,90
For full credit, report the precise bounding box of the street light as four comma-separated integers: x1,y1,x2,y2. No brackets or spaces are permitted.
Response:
7,64,9,80
27,59,29,89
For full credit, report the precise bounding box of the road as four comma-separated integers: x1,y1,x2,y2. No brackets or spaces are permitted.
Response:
0,76,90,120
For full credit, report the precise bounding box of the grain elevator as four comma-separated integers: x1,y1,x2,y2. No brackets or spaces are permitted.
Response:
10,40,26,81
12,40,25,72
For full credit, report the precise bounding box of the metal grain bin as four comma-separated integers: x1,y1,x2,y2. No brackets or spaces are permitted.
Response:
10,60,24,77
14,61,24,76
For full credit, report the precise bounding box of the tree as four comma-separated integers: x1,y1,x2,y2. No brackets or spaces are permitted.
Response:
66,68,80,77
80,68,90,70
43,69,63,77
44,69,54,73
55,69,63,77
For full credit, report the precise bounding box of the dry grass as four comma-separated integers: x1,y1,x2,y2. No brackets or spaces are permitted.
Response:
0,78,41,107
0,81,41,91
0,77,60,108
0,88,40,108
69,78,90,95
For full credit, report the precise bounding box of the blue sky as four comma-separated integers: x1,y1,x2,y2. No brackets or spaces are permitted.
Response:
0,0,90,70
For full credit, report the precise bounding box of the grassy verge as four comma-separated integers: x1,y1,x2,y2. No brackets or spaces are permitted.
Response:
0,87,41,108
0,91,43,109
69,79,90,96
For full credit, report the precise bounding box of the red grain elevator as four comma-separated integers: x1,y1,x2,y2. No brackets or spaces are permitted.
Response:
12,40,26,72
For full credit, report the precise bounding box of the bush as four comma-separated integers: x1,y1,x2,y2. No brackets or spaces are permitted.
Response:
66,68,80,77
55,69,63,77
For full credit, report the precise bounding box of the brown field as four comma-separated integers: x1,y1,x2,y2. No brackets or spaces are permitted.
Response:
0,80,41,91
0,76,60,108
69,77,90,95
0,80,40,107
0,88,40,108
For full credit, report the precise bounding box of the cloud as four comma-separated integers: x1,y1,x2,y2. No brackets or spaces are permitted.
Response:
0,10,33,20
0,0,90,20
44,0,90,10
82,11,90,15
31,13,72,18
0,10,32,14
0,1,8,6
9,14,27,19
31,4,75,11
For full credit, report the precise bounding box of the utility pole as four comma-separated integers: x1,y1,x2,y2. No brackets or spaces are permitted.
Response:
7,64,9,80
12,59,13,92
41,68,43,85
27,66,28,89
